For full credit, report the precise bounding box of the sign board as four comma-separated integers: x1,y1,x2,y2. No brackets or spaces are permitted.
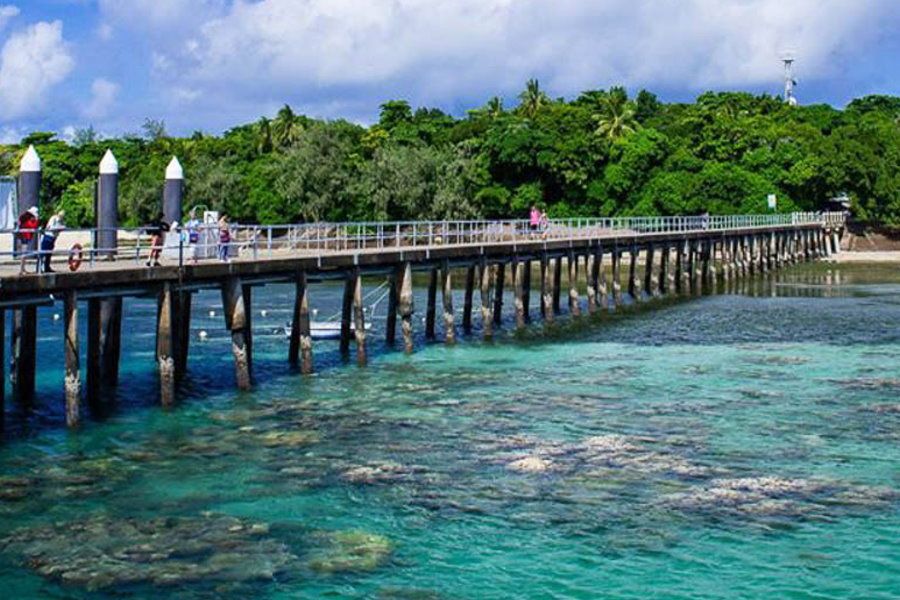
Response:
767,194,777,210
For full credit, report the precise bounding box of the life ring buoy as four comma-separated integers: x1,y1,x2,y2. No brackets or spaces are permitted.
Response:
68,243,83,272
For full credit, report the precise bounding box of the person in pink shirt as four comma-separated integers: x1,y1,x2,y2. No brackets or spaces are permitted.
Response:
529,205,541,233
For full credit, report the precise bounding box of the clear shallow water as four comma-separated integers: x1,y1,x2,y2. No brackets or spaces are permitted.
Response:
0,263,898,599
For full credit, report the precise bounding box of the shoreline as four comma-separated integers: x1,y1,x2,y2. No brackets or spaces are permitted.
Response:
832,251,900,263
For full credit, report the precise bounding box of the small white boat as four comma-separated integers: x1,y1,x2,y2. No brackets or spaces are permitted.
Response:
284,321,372,340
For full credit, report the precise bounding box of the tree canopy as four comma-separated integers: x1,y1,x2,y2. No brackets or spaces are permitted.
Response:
2,85,897,228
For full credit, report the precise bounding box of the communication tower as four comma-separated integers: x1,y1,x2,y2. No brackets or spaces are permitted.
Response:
782,55,798,106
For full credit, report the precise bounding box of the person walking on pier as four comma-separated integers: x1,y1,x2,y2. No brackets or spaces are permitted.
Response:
39,209,65,273
530,205,542,234
218,215,231,262
145,212,170,267
16,206,39,274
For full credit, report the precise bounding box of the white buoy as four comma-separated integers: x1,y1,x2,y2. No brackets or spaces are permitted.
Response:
53,313,61,321
198,330,209,340
209,310,216,317
312,308,319,317
260,309,268,317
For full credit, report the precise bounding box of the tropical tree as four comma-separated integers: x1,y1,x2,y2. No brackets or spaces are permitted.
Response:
518,79,549,119
272,104,304,148
593,90,638,140
255,117,273,154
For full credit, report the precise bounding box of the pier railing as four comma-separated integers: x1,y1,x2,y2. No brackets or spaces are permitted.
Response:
0,211,845,273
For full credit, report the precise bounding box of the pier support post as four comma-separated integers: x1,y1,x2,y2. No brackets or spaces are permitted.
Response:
173,291,192,378
480,259,494,339
552,258,562,315
462,264,475,334
597,246,609,310
340,274,354,355
352,269,367,366
709,239,718,289
513,260,526,329
686,240,697,294
156,283,176,407
493,263,505,326
289,272,313,374
628,244,641,302
425,267,438,340
386,269,398,345
831,230,840,255
612,248,623,307
541,254,555,323
822,229,832,258
676,240,688,293
660,243,672,295
568,251,581,316
645,244,659,298
522,260,532,322
0,311,4,431
10,306,37,408
399,262,415,353
64,292,81,426
221,278,251,390
586,252,598,314
441,260,456,343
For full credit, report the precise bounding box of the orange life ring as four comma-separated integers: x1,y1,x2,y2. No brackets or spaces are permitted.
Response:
68,243,83,272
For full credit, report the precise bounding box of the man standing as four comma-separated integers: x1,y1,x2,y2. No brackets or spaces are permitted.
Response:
39,209,65,273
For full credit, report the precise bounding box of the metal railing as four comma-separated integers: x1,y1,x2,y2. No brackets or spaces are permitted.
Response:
0,212,845,275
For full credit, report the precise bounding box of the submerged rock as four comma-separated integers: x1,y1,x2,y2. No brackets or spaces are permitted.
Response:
0,514,296,591
341,462,424,485
506,456,553,474
308,530,393,574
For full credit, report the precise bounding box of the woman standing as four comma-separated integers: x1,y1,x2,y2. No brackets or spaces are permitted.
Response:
218,215,231,262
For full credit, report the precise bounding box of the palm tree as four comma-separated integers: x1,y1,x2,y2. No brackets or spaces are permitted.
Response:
518,79,549,119
485,96,504,118
593,92,638,141
273,104,303,148
255,117,273,154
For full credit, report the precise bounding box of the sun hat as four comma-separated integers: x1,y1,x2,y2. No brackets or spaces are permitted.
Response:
27,206,38,216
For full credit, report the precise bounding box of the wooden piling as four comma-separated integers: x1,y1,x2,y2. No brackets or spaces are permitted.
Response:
645,244,658,297
99,298,122,387
441,260,456,344
221,278,252,390
63,292,80,426
87,299,101,405
612,248,623,307
386,269,398,345
425,267,438,340
493,263,505,326
513,260,527,329
340,274,354,355
541,254,555,323
10,306,37,408
399,262,415,353
462,264,475,334
289,272,313,374
660,243,672,295
568,251,581,316
552,257,562,315
628,244,641,301
156,283,176,407
597,246,609,310
585,252,598,314
173,291,192,378
522,260,532,322
352,269,367,366
480,259,494,339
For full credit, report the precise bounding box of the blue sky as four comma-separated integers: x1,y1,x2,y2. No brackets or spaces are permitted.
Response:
0,0,897,142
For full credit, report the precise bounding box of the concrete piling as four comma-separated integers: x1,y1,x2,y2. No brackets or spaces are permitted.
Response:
340,275,354,355
221,278,252,390
541,254,555,323
552,258,562,315
597,246,609,310
585,252,598,314
611,248,623,307
628,244,640,301
386,269,398,345
522,260,532,322
441,260,456,344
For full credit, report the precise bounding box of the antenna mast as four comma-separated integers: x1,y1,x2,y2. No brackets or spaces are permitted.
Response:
782,55,797,106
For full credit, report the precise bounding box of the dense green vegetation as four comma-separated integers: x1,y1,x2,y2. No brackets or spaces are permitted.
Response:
2,85,898,227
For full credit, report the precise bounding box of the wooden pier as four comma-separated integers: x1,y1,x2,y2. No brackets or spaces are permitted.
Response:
0,147,846,430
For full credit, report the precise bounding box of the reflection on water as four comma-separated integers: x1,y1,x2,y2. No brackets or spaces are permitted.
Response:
0,262,898,599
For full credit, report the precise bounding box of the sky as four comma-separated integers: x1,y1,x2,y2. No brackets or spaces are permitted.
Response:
0,0,897,142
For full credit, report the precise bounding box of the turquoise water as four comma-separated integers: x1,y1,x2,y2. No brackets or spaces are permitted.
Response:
0,263,898,599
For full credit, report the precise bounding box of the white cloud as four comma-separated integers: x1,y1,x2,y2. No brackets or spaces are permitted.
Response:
122,0,892,120
0,124,24,143
0,20,74,120
83,77,119,119
0,5,18,31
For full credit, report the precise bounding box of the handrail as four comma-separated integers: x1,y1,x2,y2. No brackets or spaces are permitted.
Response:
0,212,846,274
